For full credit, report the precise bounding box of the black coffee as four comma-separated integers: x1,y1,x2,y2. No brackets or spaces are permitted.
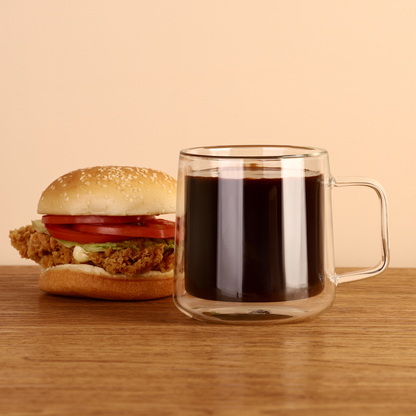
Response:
184,169,325,302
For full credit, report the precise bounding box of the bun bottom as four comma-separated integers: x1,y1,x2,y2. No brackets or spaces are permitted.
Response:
39,266,173,301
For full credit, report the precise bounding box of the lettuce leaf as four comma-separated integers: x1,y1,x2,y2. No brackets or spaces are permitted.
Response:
31,219,49,235
58,240,143,252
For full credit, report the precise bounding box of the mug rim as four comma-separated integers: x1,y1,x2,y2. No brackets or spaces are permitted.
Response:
180,145,328,159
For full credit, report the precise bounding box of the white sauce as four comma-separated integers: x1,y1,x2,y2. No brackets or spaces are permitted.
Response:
73,246,90,263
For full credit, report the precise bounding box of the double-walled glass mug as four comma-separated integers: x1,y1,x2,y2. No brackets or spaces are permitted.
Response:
173,145,389,324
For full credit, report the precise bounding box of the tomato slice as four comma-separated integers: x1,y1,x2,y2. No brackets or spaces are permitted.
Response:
142,219,176,230
42,215,155,224
72,219,175,239
45,224,128,243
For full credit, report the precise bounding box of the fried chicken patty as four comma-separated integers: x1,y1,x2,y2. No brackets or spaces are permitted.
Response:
9,225,174,276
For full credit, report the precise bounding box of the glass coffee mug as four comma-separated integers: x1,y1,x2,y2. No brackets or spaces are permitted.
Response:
173,145,389,324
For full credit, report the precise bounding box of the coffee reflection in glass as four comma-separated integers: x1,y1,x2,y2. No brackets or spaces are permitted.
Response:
174,146,389,324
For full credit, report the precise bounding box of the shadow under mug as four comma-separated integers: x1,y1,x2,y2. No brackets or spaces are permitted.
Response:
173,145,389,324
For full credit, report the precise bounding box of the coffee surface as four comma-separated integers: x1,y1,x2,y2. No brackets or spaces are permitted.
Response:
184,170,325,302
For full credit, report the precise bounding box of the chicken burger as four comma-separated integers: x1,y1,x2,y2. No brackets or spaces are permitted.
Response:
9,166,177,300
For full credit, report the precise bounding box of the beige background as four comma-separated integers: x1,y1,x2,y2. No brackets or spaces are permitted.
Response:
1,1,414,267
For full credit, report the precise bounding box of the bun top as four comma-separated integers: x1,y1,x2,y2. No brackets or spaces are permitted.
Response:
37,166,177,216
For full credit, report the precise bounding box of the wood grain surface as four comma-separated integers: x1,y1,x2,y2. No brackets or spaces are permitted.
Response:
1,266,415,416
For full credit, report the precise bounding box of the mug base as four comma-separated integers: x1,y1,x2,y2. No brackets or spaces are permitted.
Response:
173,280,336,325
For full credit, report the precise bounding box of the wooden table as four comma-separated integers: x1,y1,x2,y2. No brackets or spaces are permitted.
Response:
1,266,415,415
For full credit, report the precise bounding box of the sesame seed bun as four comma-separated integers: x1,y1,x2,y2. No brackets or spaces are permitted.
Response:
37,166,177,216
39,265,173,300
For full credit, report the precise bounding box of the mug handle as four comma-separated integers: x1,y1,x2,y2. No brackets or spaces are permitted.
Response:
332,176,390,284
